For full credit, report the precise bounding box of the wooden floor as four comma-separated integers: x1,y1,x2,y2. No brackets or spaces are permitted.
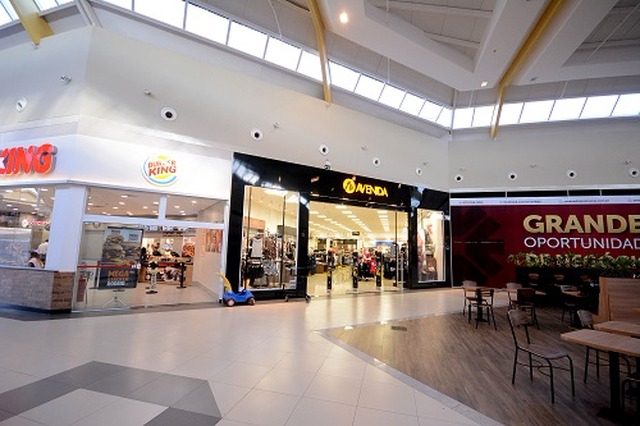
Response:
329,305,638,426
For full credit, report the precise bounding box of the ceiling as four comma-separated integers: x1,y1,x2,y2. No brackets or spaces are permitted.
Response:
203,0,640,107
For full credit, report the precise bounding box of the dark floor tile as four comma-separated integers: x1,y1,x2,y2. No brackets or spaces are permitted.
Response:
127,374,206,407
172,382,221,417
0,408,14,422
47,362,126,387
144,408,220,426
85,367,164,398
0,379,75,414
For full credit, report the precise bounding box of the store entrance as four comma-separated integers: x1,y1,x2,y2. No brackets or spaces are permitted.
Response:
307,201,408,297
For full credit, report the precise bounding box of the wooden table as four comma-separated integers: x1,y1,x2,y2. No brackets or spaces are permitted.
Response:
594,321,640,338
561,329,640,420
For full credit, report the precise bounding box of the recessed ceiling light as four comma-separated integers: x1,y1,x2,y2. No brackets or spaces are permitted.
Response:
121,195,128,198
88,202,94,206
113,206,118,209
481,81,488,87
336,205,347,209
118,201,125,205
143,206,149,209
339,11,349,24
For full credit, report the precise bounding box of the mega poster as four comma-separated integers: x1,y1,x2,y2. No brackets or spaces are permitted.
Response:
98,227,143,289
451,196,640,286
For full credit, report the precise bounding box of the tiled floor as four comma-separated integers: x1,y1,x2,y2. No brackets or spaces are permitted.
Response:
0,288,504,425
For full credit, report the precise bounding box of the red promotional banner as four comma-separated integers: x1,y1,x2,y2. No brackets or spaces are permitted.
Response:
451,197,640,286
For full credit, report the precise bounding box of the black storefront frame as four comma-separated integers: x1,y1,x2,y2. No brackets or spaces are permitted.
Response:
226,153,451,298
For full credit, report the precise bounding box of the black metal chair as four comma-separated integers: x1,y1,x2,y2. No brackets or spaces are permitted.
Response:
467,288,497,330
507,309,575,403
461,280,477,316
622,371,640,415
512,287,540,329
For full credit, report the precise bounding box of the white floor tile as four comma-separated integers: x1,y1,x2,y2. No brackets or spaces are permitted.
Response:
211,362,272,388
0,416,46,426
274,353,327,374
358,380,417,416
70,397,166,426
317,357,366,380
286,397,355,426
353,406,419,426
0,370,39,394
255,368,316,396
414,391,479,425
225,389,300,426
20,389,117,426
303,374,362,405
207,381,252,416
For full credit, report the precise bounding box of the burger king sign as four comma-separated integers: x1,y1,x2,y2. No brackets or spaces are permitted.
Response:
142,154,178,186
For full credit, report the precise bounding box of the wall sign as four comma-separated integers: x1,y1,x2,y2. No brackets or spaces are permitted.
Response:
342,177,389,198
0,143,57,176
142,154,178,186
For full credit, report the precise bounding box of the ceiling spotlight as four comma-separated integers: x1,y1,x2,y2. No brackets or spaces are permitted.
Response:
60,75,72,84
480,81,488,88
339,11,349,24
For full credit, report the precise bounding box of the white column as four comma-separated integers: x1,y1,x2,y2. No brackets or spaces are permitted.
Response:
46,186,87,271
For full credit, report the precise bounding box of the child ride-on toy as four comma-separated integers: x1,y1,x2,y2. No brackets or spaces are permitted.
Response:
216,273,256,307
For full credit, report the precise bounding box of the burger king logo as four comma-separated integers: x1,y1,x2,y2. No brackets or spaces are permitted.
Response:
142,154,178,186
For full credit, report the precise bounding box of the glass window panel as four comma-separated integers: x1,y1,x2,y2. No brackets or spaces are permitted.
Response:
519,100,554,123
0,6,11,25
228,21,268,58
378,84,405,109
419,100,443,122
185,4,229,44
436,107,452,127
86,187,160,218
265,37,301,71
34,0,57,10
102,0,132,9
56,0,74,4
399,93,424,116
472,105,494,127
329,62,359,91
549,97,586,121
581,95,618,119
134,0,185,28
354,74,384,101
297,51,322,81
500,103,523,125
611,93,640,117
241,186,298,291
0,186,54,267
452,107,473,129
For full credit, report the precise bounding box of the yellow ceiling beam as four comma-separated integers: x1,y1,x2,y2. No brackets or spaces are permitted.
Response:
9,0,53,45
490,0,564,139
308,0,332,104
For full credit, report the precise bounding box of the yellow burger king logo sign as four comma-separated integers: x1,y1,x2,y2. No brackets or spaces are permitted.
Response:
142,154,178,186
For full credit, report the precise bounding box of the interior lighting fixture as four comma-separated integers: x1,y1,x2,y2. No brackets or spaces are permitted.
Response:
480,81,488,88
339,11,349,24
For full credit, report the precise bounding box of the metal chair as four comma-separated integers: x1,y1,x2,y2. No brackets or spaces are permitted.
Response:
506,282,522,309
467,288,497,330
512,287,540,329
461,280,477,315
507,309,575,403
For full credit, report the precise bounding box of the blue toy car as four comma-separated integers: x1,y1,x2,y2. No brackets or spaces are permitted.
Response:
216,273,256,307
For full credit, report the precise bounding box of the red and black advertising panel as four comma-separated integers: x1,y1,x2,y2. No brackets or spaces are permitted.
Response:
451,196,640,286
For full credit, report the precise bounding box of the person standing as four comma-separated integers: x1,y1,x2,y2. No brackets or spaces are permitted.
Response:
37,239,48,264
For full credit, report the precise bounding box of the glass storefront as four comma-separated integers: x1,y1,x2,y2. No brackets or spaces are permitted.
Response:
0,186,53,267
240,186,299,291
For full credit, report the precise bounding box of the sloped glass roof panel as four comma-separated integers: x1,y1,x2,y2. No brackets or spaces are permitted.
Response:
399,93,424,116
581,95,618,119
34,0,57,10
437,107,453,127
185,4,229,44
1,0,19,20
452,107,473,129
419,100,443,122
329,62,359,91
265,38,301,71
56,0,73,4
355,75,384,101
611,93,640,117
228,21,268,58
500,103,523,125
135,0,185,29
102,0,132,9
471,105,494,128
0,4,12,25
549,97,586,121
520,100,554,123
379,84,405,109
297,51,322,81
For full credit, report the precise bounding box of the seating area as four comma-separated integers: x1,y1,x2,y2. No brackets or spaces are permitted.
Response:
331,290,639,425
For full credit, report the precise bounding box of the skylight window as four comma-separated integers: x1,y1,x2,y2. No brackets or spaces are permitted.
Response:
452,107,473,129
34,0,59,10
228,22,268,58
549,97,586,121
437,107,453,128
0,0,18,21
134,0,185,29
185,4,229,44
581,95,618,119
520,100,554,123
297,51,322,81
355,75,384,101
379,84,405,109
419,100,444,122
265,37,301,71
471,105,494,128
329,62,359,91
612,93,640,117
399,93,425,116
499,103,523,125
102,0,132,9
